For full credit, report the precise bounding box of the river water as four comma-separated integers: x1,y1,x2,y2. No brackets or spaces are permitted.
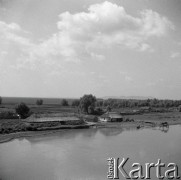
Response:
0,125,181,180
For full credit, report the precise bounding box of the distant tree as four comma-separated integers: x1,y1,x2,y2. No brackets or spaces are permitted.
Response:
79,94,96,114
72,99,80,107
96,100,103,107
106,105,112,112
61,99,69,106
36,99,43,105
0,96,2,105
15,103,30,119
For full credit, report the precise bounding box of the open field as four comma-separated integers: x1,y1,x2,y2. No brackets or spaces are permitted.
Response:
1,97,77,105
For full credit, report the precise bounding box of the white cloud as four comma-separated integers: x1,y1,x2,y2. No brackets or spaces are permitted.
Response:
0,21,30,45
30,1,174,62
25,1,174,62
170,52,180,58
0,1,174,69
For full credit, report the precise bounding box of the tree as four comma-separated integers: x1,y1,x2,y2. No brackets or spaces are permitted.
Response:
106,105,112,112
15,103,30,119
88,105,94,114
61,99,69,106
0,96,2,105
79,94,96,114
36,99,43,105
72,99,80,107
94,107,104,115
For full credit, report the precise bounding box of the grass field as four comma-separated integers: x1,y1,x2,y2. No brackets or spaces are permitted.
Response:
1,97,78,105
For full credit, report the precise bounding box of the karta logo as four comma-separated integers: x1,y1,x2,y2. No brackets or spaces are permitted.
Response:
107,157,180,179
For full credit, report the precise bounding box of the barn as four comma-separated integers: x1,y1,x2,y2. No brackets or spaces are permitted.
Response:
99,112,123,122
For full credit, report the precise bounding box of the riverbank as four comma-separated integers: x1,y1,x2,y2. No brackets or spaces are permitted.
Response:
1,118,181,144
1,109,181,143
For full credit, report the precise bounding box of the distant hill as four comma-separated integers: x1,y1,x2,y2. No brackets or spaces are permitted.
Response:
101,96,154,100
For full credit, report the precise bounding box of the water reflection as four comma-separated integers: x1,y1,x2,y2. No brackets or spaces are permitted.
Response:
152,124,170,133
24,125,171,145
0,125,180,180
99,128,123,136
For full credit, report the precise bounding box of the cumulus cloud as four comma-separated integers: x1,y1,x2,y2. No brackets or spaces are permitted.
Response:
0,1,174,68
0,21,30,45
33,1,173,62
40,1,174,56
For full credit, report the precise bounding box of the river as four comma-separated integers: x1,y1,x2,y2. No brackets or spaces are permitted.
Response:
0,125,181,180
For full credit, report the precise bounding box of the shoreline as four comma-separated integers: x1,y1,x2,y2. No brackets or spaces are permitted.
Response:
0,121,180,144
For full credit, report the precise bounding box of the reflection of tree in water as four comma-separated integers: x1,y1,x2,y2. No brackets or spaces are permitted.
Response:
25,129,99,144
152,124,169,133
99,128,124,136
25,130,80,144
159,124,169,133
81,129,98,138
99,126,144,137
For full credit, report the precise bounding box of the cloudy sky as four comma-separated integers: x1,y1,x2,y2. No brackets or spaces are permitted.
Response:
0,0,181,99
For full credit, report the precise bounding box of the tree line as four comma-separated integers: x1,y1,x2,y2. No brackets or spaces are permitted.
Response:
1,95,181,119
95,98,181,108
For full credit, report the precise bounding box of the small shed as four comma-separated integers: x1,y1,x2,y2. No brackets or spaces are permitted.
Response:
99,112,123,122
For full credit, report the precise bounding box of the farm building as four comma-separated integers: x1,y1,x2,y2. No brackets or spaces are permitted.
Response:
26,116,80,123
99,112,123,122
24,115,83,125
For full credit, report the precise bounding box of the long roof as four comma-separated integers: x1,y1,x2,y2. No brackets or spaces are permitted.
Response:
25,116,80,122
100,112,122,118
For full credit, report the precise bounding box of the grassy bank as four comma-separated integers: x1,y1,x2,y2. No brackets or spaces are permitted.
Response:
1,103,181,143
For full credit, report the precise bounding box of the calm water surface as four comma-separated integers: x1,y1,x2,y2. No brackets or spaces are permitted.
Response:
0,125,181,180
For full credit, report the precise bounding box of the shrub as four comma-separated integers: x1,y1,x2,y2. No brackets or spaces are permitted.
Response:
0,111,20,119
61,99,69,106
36,99,43,105
72,99,80,107
15,103,30,119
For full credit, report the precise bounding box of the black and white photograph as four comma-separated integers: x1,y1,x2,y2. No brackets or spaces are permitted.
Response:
0,0,181,179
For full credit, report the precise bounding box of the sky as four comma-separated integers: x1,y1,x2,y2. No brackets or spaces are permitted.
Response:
0,0,181,99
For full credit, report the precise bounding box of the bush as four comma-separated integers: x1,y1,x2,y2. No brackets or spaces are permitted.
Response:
36,99,43,105
61,99,69,106
0,96,2,104
72,99,80,107
0,111,20,119
15,103,30,119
